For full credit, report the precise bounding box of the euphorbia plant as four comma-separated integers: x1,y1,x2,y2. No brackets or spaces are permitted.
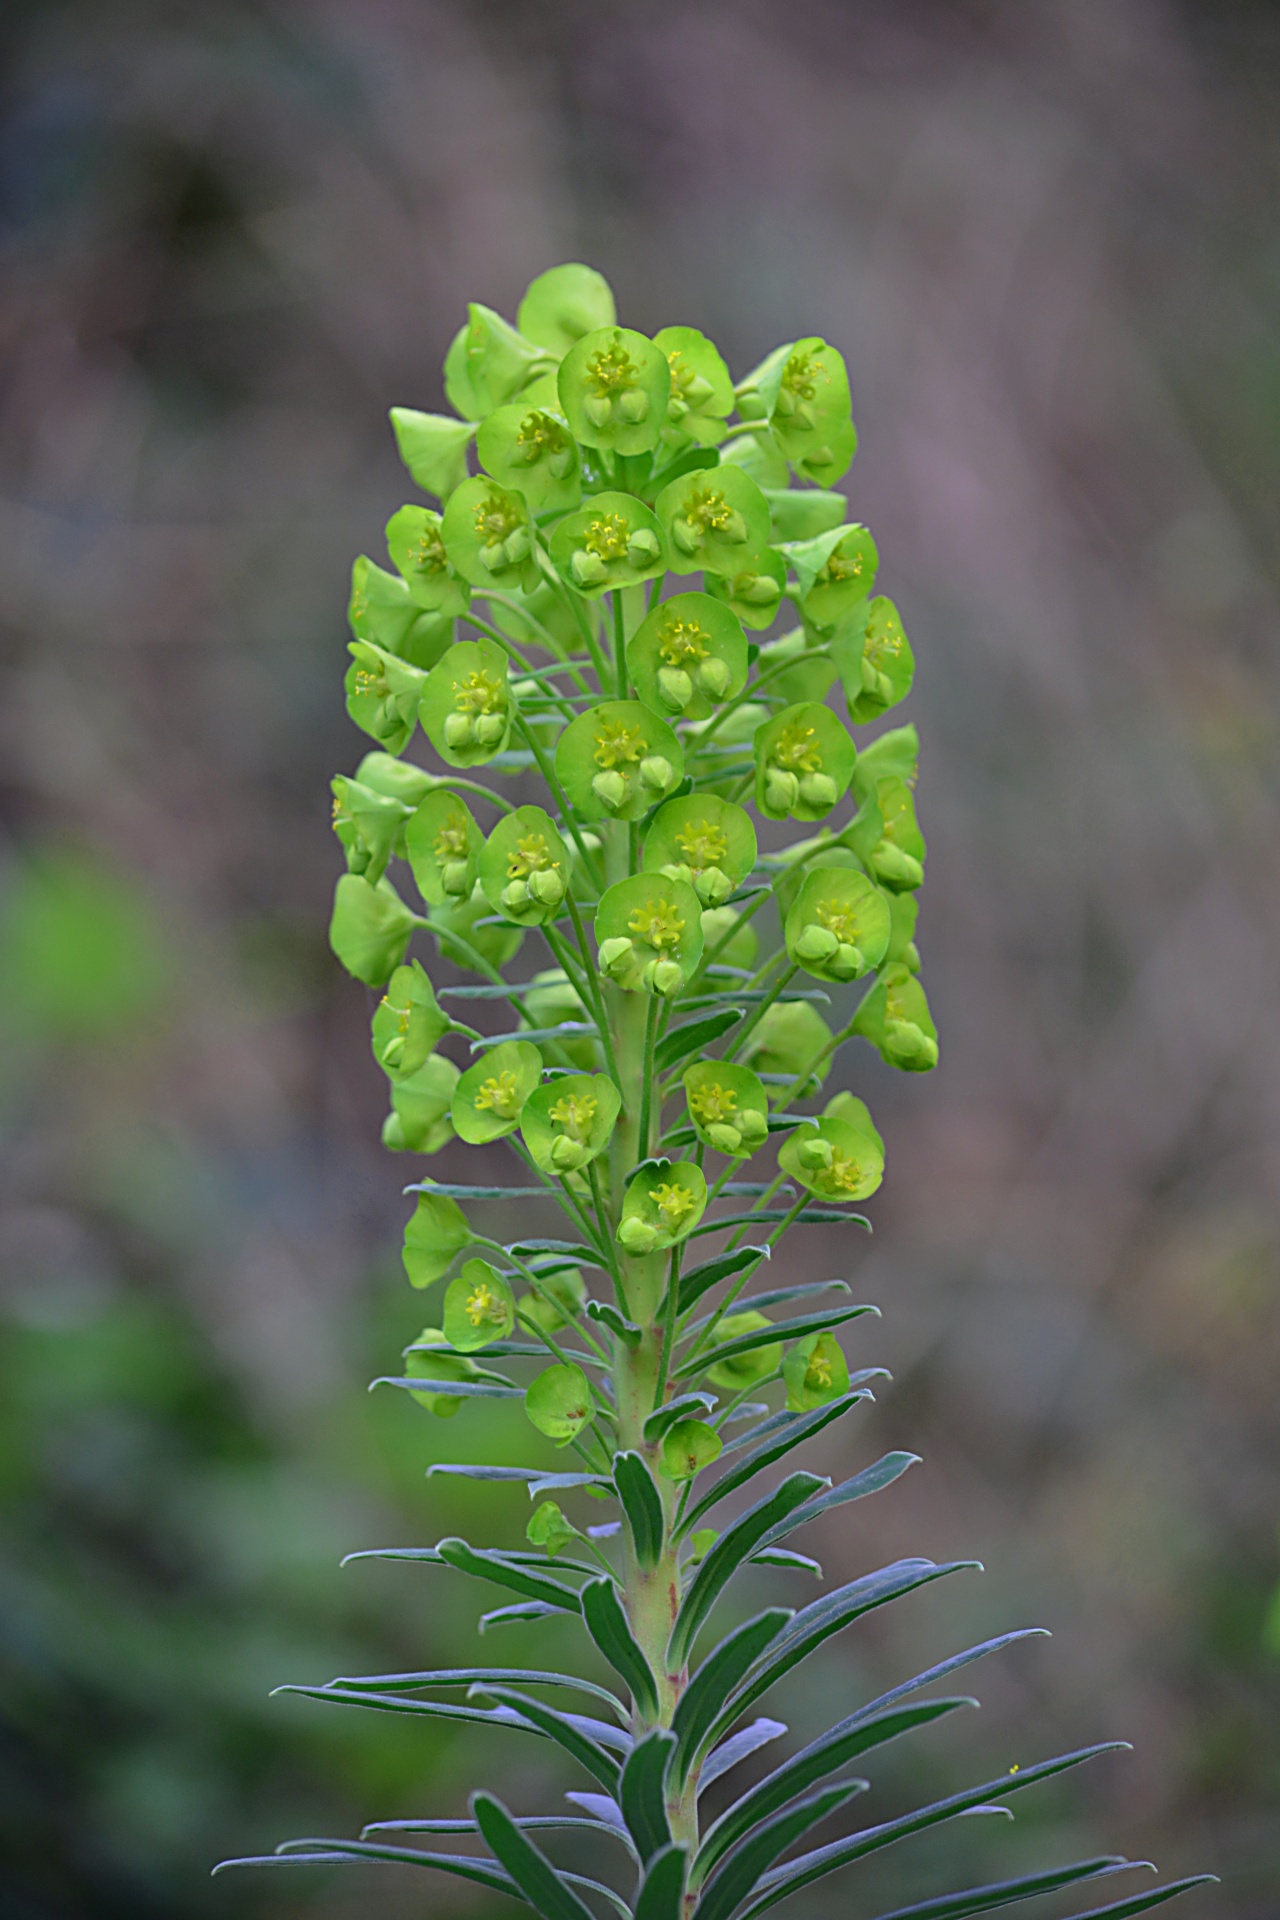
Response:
221,266,1211,1920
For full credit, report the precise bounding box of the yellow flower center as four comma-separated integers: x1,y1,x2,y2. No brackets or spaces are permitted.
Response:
549,1090,598,1142
690,1080,738,1127
773,720,823,774
584,513,632,562
667,349,697,397
433,819,471,863
465,1280,502,1327
412,523,448,573
823,540,867,586
516,410,569,457
878,786,913,846
867,607,906,671
593,717,647,768
813,1149,867,1197
584,341,640,396
473,488,523,544
674,819,729,870
352,667,385,696
657,616,711,670
474,1070,521,1118
454,668,504,716
680,486,735,535
652,1181,697,1230
507,832,555,878
782,349,825,402
629,899,685,950
806,1346,834,1388
815,897,859,943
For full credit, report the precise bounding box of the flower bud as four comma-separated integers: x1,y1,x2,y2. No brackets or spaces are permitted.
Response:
794,923,838,963
797,1136,835,1171
571,549,609,588
707,1122,743,1154
829,942,864,980
618,1215,659,1255
584,394,613,428
739,1107,769,1144
503,525,530,564
657,666,693,711
651,957,684,997
598,936,635,978
444,711,475,748
639,755,673,793
696,656,732,698
550,1134,589,1171
474,711,507,744
500,879,531,912
441,859,471,896
615,388,649,423
526,867,564,907
592,769,629,811
626,528,660,565
765,769,800,813
872,843,924,889
799,771,838,810
741,574,783,606
693,865,732,907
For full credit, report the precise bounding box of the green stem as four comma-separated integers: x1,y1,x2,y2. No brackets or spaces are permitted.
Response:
653,1245,681,1408
636,993,660,1163
613,591,628,698
513,713,605,892
724,962,799,1063
586,1157,628,1319
560,893,625,1093
427,776,516,814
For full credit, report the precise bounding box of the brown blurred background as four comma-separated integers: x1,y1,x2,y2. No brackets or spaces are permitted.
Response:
1,1,1277,1916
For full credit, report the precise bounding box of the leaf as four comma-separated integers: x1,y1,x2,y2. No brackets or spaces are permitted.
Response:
528,1472,612,1498
693,1780,868,1920
636,1844,689,1920
854,1628,1051,1722
696,1698,976,1879
436,1539,585,1613
681,1394,869,1535
712,1278,853,1320
481,1602,559,1631
698,1718,788,1792
670,1610,793,1787
404,1183,552,1199
679,1246,771,1314
565,1791,628,1834
644,1393,718,1442
755,1452,922,1548
340,1545,594,1575
751,1548,822,1574
326,1666,626,1720
668,1473,827,1670
213,1843,522,1902
472,1793,598,1920
1057,1880,1220,1920
656,1008,744,1074
687,1208,871,1237
362,1815,628,1841
751,1858,1138,1920
269,1686,534,1734
580,1580,660,1721
614,1452,666,1568
675,1305,877,1379
477,1687,623,1792
427,1465,550,1482
737,1746,1133,1920
587,1299,642,1344
619,1729,677,1862
375,1375,526,1401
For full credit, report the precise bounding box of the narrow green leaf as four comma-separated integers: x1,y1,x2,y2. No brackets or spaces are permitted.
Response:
472,1793,598,1920
580,1579,660,1721
480,1602,558,1631
477,1687,624,1790
668,1473,826,1669
269,1686,535,1734
703,1279,852,1322
748,1856,1136,1920
1057,1879,1220,1920
436,1538,585,1613
587,1299,643,1344
655,1008,744,1073
644,1393,718,1441
362,1815,627,1841
755,1452,921,1548
679,1246,771,1314
855,1629,1051,1722
687,1208,871,1237
699,1717,788,1791
751,1547,822,1574
375,1375,525,1400
212,1845,522,1902
619,1729,677,1862
681,1394,868,1535
670,1610,792,1787
326,1667,626,1718
675,1304,877,1378
635,1845,689,1920
404,1183,550,1198
614,1452,666,1568
694,1780,868,1920
342,1545,596,1575
427,1464,548,1482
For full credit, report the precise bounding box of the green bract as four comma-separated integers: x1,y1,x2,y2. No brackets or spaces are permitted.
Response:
383,1053,458,1154
526,1500,583,1557
783,1329,851,1412
853,961,940,1071
385,505,471,617
517,262,616,357
401,1190,472,1289
697,904,759,971
349,554,456,668
754,700,858,821
642,792,757,907
419,638,513,767
521,970,598,1070
479,806,570,926
848,774,927,892
404,1329,472,1417
405,789,483,907
626,592,748,720
704,1310,782,1391
445,302,554,419
784,865,892,984
519,1265,587,1333
683,1060,770,1158
653,326,734,446
779,1109,885,1202
331,773,410,883
782,522,879,630
353,750,433,807
755,626,839,705
520,1073,620,1175
444,1259,516,1351
329,873,417,986
595,873,703,996
525,1362,593,1444
655,464,771,577
549,491,666,596
557,325,670,454
705,547,787,629
431,882,524,973
371,960,450,1079
741,996,834,1090
833,594,915,724
556,701,683,822
345,639,428,755
617,1159,706,1255
476,404,581,516
751,335,857,486
389,407,476,500
441,475,540,593
763,487,847,541
659,1417,723,1480
452,1040,542,1144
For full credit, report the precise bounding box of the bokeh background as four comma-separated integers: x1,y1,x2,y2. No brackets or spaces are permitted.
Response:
1,1,1278,1916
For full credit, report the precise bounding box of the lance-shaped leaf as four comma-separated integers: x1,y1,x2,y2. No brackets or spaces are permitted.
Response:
580,1579,660,1721
1056,1881,1219,1920
678,1246,770,1316
476,1693,621,1794
693,1779,868,1920
643,1393,718,1442
669,1610,792,1788
472,1792,598,1920
613,1452,665,1568
656,1009,743,1077
269,1684,534,1735
619,1729,677,1863
745,1852,1139,1920
213,1841,522,1901
755,1452,920,1549
680,1392,868,1533
676,1304,876,1381
636,1844,689,1920
326,1665,625,1719
667,1473,826,1670
699,1718,788,1792
435,1538,584,1613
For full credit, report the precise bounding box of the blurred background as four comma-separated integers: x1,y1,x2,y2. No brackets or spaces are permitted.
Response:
1,0,1278,1916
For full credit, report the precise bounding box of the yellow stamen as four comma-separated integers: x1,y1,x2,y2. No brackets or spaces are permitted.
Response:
549,1090,598,1142
593,717,647,768
657,616,711,669
474,1070,521,1118
674,819,729,870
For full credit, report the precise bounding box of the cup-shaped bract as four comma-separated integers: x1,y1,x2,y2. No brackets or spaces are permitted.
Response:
452,1040,542,1144
779,1110,885,1203
479,806,570,927
760,337,857,487
476,404,581,517
432,882,525,973
385,506,471,617
763,487,848,543
444,1258,516,1351
706,548,788,630
617,1159,707,1255
755,628,839,706
656,466,771,578
518,262,617,357
740,997,834,1092
697,904,760,972
704,1311,782,1391
354,751,434,809
653,326,734,447
331,774,410,883
549,492,666,597
885,891,920,971
402,1190,473,1289
643,792,757,909
834,595,915,726
521,1073,621,1175
446,302,553,419
389,407,476,501
441,476,540,594
522,970,598,1071
754,702,857,822
526,1500,583,1557
520,1264,587,1333
372,960,450,1080
853,962,939,1072
557,325,670,455
783,1330,851,1412
784,866,891,985
626,593,749,721
556,701,683,823
405,790,483,908
420,638,512,768
346,639,428,755
525,1362,593,1444
330,873,417,986
404,1328,473,1417
349,555,457,669
783,524,879,631
660,1418,723,1481
849,776,926,893
487,578,580,659
595,873,704,997
383,1052,459,1154
683,1060,770,1159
